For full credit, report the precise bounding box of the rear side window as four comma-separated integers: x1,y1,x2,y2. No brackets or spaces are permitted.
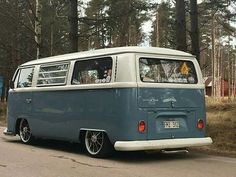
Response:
139,58,198,84
37,63,69,86
72,58,112,85
17,67,34,88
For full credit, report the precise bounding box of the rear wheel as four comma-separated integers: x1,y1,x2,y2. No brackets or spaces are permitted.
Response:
84,130,112,157
19,119,33,144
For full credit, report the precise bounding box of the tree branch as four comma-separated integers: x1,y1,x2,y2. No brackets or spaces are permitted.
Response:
0,11,35,35
26,0,36,20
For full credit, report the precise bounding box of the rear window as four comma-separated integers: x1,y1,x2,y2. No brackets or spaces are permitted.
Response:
139,58,198,84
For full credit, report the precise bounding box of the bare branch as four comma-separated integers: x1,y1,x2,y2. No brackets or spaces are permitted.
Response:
26,10,35,30
0,11,35,35
26,0,36,20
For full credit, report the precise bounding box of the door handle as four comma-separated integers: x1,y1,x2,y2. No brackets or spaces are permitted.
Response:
26,98,32,104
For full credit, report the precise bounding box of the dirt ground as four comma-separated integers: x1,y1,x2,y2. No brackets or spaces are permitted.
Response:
192,99,236,157
0,102,6,127
1,127,236,177
1,100,236,157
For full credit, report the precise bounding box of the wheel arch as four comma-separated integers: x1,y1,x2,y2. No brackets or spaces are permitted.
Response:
15,118,23,135
79,128,113,144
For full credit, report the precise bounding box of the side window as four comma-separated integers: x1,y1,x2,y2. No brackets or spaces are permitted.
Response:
37,63,69,86
17,67,34,88
72,58,112,85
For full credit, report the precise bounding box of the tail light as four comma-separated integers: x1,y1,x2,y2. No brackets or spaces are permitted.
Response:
197,119,204,129
138,120,146,133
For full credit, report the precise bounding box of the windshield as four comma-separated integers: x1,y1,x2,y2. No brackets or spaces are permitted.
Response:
139,58,198,84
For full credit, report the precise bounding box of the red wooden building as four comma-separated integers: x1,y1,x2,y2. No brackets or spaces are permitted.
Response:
204,76,230,97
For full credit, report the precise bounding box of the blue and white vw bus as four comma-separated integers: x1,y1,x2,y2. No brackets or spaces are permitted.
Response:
4,47,212,157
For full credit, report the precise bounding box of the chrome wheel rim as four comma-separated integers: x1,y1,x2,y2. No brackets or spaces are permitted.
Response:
19,119,31,143
85,131,104,155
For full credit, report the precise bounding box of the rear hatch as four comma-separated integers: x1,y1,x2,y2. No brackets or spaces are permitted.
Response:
138,57,205,140
138,88,205,140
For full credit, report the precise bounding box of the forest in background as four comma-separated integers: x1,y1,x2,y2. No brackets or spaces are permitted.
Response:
0,0,236,101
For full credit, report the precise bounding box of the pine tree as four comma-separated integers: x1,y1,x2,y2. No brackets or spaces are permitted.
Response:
175,0,187,51
78,0,152,50
150,1,175,48
35,0,42,59
198,0,236,99
69,0,78,52
190,0,200,63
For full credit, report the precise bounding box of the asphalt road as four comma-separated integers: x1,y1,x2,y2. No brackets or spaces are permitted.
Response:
0,127,236,177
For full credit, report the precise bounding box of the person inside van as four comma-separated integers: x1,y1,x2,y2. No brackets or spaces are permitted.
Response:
94,61,112,83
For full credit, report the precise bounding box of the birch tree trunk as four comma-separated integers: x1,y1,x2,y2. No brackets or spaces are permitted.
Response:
231,56,234,99
216,43,221,98
233,54,236,99
35,0,42,59
211,13,216,99
228,51,231,101
155,9,159,47
220,49,224,98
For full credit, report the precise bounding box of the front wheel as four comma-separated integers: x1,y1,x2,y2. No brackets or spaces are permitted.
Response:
19,119,33,144
84,130,113,157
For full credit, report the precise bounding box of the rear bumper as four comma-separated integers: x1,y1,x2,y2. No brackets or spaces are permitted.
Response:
3,128,15,136
114,137,213,151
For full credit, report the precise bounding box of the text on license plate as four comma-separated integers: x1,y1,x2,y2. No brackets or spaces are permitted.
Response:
164,121,180,129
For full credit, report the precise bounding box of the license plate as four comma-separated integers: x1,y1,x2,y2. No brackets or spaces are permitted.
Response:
164,121,180,129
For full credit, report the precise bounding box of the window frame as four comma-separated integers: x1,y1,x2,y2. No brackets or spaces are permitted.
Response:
138,57,198,85
16,67,35,88
36,62,70,87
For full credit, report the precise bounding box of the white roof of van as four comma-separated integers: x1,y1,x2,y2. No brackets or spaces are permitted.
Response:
20,46,194,67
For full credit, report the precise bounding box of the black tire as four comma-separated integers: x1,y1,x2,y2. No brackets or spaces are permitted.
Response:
84,130,113,158
19,119,33,144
